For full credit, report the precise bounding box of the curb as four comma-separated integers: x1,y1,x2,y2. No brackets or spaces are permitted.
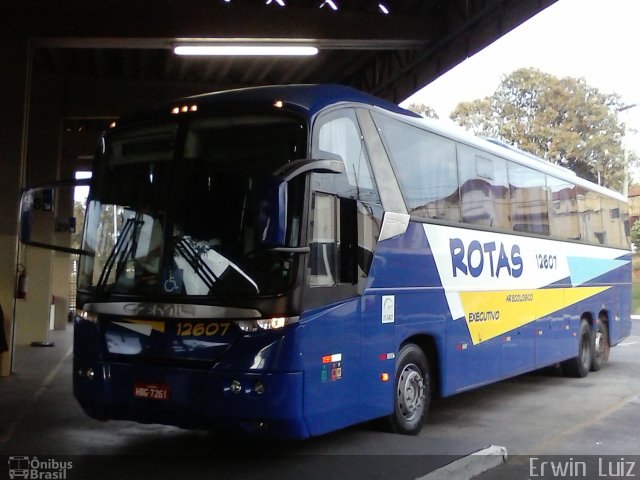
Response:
417,445,508,480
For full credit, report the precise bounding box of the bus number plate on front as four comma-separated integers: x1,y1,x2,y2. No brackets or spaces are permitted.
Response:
134,382,170,401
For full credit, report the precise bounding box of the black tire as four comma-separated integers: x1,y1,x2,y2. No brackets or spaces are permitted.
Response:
386,343,430,435
590,320,609,372
561,319,593,378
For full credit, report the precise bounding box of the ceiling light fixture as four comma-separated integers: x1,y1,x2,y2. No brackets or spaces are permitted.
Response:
378,3,390,14
266,0,286,5
319,0,338,11
174,45,319,56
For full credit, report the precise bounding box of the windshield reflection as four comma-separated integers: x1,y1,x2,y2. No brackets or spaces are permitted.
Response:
79,113,306,299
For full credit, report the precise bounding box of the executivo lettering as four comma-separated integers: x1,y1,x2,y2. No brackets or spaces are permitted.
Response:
467,310,500,322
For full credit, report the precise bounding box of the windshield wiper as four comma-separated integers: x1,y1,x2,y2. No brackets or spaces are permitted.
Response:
173,237,260,299
173,238,218,291
173,238,239,303
265,246,310,253
95,216,138,295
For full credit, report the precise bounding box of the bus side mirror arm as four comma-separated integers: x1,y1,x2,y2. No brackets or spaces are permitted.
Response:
267,246,311,253
273,158,345,181
259,159,345,248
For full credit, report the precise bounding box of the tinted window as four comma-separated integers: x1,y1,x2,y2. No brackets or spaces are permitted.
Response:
309,192,338,286
577,188,605,244
508,162,549,235
373,113,459,221
547,176,580,240
457,144,510,229
313,109,379,202
601,195,626,248
621,201,631,248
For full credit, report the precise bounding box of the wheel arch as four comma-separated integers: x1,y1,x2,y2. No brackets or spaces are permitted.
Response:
400,334,441,398
597,309,610,325
581,309,610,340
580,311,595,327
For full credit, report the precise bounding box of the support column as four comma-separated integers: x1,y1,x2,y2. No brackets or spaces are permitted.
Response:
0,39,31,376
13,69,64,346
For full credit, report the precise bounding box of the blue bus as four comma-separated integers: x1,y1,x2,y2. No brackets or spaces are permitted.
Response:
34,85,630,439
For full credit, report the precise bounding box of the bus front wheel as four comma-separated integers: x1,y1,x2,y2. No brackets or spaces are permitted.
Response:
562,319,593,378
387,343,430,435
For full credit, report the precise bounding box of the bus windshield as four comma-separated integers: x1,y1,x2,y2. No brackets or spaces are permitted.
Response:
78,113,307,299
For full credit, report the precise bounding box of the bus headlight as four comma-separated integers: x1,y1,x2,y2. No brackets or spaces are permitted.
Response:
235,316,299,333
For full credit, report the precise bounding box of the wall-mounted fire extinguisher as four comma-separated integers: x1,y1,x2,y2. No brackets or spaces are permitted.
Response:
16,264,28,300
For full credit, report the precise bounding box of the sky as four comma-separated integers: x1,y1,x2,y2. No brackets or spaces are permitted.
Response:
400,0,640,167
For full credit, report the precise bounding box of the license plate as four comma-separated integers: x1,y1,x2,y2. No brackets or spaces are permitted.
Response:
133,382,170,401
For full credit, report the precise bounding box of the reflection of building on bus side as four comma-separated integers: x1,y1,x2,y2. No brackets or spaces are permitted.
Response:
405,152,629,248
627,185,640,228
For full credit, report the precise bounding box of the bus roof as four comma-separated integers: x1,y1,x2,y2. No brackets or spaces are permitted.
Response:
116,84,420,126
113,83,625,203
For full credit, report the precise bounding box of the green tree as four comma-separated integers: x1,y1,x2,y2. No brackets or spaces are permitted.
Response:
71,200,86,249
631,219,640,252
406,102,439,119
450,68,629,191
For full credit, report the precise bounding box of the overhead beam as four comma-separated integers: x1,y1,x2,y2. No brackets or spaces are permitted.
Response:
7,0,430,50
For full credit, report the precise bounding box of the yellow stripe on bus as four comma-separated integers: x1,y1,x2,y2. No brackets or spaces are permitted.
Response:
459,286,610,345
127,319,166,333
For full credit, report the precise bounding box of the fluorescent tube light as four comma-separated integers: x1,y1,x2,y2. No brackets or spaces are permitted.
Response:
174,45,318,56
320,0,338,11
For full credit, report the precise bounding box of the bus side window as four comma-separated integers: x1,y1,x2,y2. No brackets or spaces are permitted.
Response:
309,192,338,286
547,176,580,241
457,144,510,229
508,162,549,235
313,108,379,203
577,187,605,245
602,195,624,248
308,192,359,287
371,112,459,222
310,108,382,291
621,201,631,248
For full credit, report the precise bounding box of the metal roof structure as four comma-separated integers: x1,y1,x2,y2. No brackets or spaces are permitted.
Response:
9,0,557,103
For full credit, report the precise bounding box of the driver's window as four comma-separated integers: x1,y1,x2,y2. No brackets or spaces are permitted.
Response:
309,192,337,286
312,109,379,202
308,109,382,291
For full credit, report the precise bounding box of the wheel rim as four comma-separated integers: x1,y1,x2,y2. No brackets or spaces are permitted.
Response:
594,330,604,361
397,363,425,421
579,332,590,371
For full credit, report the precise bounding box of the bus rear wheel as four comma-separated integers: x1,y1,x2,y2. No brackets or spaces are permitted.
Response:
562,319,592,378
590,320,609,372
387,343,430,435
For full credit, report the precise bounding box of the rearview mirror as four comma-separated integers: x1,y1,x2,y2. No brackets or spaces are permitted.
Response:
20,178,93,255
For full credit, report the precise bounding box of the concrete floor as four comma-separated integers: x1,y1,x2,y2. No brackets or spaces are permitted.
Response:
3,320,639,480
1,326,486,480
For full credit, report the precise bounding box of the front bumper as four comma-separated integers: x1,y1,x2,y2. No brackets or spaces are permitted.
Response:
74,358,309,439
